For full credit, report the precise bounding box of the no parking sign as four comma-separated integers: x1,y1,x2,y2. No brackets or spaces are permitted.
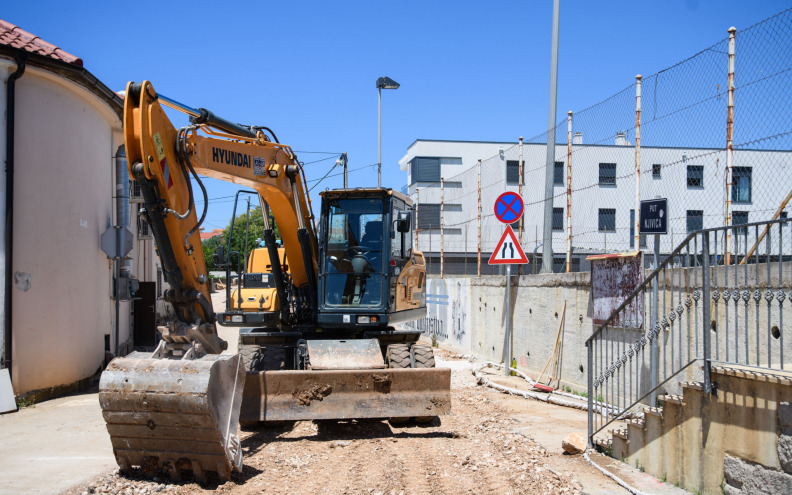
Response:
494,192,524,224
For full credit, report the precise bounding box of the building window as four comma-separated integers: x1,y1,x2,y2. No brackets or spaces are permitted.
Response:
687,165,703,188
552,257,566,273
417,204,441,230
410,157,440,183
553,207,564,231
652,164,661,179
510,220,521,232
554,162,565,186
506,160,521,185
599,163,616,185
732,166,752,203
733,211,749,235
629,210,647,248
687,210,704,233
598,208,616,232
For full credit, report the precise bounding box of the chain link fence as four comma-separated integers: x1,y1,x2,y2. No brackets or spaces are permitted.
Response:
415,7,792,276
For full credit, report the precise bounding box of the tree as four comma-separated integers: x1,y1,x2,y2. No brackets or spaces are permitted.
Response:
201,234,225,273
217,206,281,272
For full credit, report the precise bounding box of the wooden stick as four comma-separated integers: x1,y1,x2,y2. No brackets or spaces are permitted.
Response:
536,300,566,386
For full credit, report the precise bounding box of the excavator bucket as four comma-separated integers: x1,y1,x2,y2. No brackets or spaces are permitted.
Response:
99,352,246,482
240,367,451,422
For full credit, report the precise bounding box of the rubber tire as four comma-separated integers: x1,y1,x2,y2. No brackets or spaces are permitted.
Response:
387,344,412,425
240,345,285,372
239,344,262,372
411,343,436,368
259,346,286,371
386,344,411,369
410,343,437,424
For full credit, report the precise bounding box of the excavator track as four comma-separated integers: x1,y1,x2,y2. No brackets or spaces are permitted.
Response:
99,352,246,483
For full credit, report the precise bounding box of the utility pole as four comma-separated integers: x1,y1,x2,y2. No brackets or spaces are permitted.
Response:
542,0,561,273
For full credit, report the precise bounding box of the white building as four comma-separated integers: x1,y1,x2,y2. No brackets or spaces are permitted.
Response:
399,137,790,274
0,20,158,399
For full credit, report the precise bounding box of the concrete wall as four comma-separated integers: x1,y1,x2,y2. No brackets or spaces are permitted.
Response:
402,272,594,393
2,60,154,396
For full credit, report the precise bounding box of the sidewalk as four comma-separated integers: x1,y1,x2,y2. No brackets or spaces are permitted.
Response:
0,296,241,495
0,389,115,495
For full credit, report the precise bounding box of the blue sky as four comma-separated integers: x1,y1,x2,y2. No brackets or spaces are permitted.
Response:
5,1,790,231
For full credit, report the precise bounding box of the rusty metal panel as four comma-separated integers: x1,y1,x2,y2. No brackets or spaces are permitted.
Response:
588,252,643,327
98,353,245,482
306,339,386,370
240,367,451,422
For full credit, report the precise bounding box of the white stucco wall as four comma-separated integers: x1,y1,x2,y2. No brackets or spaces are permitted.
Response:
3,59,129,395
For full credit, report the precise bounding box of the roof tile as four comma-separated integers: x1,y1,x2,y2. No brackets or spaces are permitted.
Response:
0,19,83,66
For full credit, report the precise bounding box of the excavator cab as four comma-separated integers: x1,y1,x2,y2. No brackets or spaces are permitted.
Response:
317,188,426,329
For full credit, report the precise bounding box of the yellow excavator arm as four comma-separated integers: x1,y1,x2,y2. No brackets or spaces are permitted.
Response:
99,81,320,481
124,80,318,344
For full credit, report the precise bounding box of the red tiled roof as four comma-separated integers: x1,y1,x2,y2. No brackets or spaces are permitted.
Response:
0,19,82,66
200,228,225,241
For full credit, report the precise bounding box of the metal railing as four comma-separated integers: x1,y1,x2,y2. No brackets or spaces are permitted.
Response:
586,218,792,444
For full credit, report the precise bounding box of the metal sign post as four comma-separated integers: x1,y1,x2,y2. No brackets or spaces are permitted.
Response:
639,197,667,405
492,193,528,376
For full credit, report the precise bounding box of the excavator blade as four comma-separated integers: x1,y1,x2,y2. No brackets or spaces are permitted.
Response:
240,367,451,422
99,353,246,483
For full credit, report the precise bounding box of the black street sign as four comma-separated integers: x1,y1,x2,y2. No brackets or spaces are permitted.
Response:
640,198,668,235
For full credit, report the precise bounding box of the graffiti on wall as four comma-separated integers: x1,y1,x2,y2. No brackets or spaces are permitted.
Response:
401,278,470,348
451,281,468,344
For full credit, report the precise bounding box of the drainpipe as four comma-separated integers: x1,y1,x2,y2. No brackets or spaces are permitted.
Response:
2,52,27,376
114,145,128,357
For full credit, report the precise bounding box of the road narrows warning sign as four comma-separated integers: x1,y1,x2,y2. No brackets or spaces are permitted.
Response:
489,225,528,265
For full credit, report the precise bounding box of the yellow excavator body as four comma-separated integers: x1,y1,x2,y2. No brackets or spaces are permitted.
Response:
99,81,448,484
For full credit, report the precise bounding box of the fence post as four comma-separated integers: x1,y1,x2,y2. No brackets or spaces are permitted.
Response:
725,26,736,264
441,177,445,279
464,224,468,276
635,74,642,250
650,234,660,406
566,111,573,272
415,188,420,253
477,159,482,278
518,137,524,246
587,340,593,447
702,231,713,393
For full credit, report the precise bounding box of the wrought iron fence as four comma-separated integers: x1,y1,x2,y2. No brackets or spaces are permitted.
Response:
586,218,792,444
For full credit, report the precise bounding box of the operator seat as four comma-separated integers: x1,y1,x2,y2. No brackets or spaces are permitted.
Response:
361,220,383,249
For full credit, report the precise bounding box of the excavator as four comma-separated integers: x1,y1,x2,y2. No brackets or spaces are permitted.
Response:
98,81,450,483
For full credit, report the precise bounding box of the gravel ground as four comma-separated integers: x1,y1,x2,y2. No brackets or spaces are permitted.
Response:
66,350,583,495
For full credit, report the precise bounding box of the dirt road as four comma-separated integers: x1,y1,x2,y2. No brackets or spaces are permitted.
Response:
66,350,685,495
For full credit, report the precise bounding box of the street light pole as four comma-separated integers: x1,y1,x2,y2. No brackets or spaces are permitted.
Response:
376,76,399,189
378,87,382,188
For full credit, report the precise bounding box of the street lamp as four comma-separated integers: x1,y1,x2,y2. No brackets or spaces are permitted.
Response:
376,76,400,188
